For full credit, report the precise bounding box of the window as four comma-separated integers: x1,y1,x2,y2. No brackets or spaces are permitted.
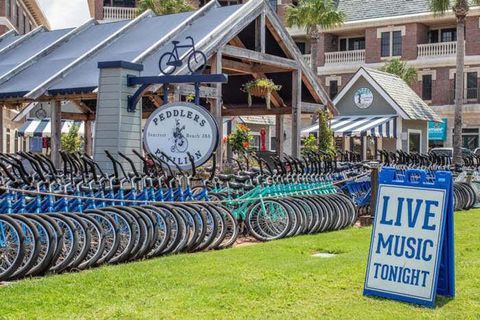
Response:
428,30,439,43
380,32,390,57
6,0,11,17
14,131,19,153
441,28,456,42
23,13,26,34
339,37,365,51
270,137,277,151
251,135,260,151
422,74,432,101
408,130,422,153
467,72,478,100
381,31,402,57
329,80,338,99
462,128,479,150
295,42,306,54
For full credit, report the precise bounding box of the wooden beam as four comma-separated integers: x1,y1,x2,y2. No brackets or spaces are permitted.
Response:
291,69,302,157
276,114,284,156
223,45,297,70
211,52,223,167
51,100,61,168
84,120,92,155
301,102,325,114
72,100,93,114
255,12,265,53
61,112,95,121
222,106,293,116
222,59,287,75
177,84,219,98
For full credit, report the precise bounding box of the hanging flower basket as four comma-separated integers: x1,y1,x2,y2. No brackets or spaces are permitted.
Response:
241,78,281,109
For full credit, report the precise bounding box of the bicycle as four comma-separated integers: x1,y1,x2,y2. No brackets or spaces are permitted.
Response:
159,36,207,75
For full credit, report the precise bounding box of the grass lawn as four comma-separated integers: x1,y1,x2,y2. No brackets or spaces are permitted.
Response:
1,211,479,320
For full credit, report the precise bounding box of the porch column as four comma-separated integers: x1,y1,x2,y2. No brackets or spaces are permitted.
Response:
211,52,223,167
276,114,284,156
84,120,93,156
291,69,302,157
51,100,62,168
0,105,4,153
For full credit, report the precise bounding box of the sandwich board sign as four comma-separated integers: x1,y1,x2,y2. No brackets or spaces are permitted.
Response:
364,168,455,308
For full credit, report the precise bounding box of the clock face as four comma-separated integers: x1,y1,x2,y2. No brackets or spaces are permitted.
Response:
354,87,374,109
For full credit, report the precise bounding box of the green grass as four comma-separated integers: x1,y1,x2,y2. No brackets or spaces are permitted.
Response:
1,211,480,320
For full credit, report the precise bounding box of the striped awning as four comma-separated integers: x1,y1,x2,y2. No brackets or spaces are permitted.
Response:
17,119,85,138
302,116,397,138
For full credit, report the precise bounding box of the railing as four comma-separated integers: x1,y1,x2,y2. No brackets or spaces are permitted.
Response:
303,54,311,66
324,49,365,65
103,6,137,21
417,41,457,58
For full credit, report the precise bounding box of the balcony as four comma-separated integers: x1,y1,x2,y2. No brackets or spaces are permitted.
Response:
324,49,365,65
103,6,137,21
417,41,457,58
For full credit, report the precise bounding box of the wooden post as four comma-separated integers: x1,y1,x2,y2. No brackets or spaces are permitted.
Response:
275,114,284,156
0,105,4,153
255,12,265,53
369,161,380,217
211,52,223,167
291,69,302,157
51,100,62,168
84,120,92,156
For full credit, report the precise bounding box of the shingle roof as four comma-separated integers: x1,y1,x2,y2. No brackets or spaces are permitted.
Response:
335,0,431,22
363,67,441,122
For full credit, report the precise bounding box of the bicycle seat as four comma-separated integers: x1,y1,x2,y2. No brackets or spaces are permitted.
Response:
229,182,244,190
243,184,255,191
240,171,257,177
234,175,250,183
172,40,180,45
218,174,233,182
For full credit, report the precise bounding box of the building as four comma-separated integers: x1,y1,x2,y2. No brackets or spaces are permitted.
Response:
0,0,49,34
290,0,480,151
0,0,49,153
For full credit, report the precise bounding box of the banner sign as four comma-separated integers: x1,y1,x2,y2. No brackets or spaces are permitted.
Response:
428,118,447,141
364,168,454,307
143,102,219,170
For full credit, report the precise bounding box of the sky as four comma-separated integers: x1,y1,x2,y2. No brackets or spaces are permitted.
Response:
37,0,91,29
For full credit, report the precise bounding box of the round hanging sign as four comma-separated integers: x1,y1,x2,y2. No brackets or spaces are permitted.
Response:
143,102,219,170
354,87,374,109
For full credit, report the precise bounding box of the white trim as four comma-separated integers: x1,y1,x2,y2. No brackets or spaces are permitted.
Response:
376,26,406,38
417,69,437,81
0,17,17,32
325,75,342,86
0,25,43,56
407,129,422,153
332,67,410,119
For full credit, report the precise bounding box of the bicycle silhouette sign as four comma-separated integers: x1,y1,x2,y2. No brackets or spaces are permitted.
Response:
159,36,207,75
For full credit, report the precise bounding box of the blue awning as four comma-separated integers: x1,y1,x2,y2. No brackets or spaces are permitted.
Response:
302,116,397,138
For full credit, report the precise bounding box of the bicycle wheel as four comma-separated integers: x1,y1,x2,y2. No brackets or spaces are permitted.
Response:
159,52,177,75
6,215,37,280
85,210,119,266
215,205,239,250
23,214,56,277
187,50,207,74
0,215,25,281
100,208,134,264
77,215,106,270
48,213,79,274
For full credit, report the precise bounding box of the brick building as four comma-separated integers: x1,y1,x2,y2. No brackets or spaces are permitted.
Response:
290,0,480,150
0,0,49,34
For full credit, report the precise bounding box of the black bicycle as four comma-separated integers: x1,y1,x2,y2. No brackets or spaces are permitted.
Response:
159,36,207,75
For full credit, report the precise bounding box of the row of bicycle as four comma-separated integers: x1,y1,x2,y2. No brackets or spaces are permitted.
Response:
0,190,357,281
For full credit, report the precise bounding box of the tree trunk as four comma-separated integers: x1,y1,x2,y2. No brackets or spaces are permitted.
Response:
309,30,319,73
453,7,467,168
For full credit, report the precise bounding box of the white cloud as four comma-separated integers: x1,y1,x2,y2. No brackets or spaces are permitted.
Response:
37,0,90,29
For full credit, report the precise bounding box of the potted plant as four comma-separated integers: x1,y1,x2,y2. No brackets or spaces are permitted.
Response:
241,78,281,109
227,123,254,155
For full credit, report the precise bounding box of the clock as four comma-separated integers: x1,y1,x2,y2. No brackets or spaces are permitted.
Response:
354,87,373,109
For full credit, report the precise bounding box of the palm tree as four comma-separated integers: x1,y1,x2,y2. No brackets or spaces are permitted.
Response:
137,0,193,16
285,0,345,72
381,58,417,85
430,0,480,167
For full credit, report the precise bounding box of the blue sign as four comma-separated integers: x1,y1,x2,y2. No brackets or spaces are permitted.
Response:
428,118,447,141
364,168,454,308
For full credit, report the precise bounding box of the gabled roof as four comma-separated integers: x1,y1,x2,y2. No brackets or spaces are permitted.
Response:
335,0,431,22
333,67,441,122
0,0,332,111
